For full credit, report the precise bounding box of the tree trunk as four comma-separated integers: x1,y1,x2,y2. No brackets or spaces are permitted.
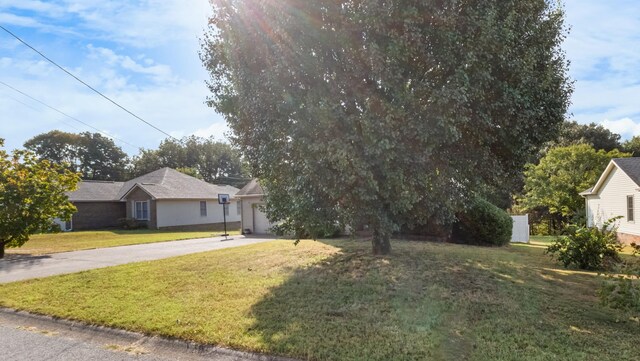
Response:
0,242,5,259
372,228,391,255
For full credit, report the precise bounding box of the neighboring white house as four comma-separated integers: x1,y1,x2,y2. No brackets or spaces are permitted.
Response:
235,179,275,234
581,158,640,244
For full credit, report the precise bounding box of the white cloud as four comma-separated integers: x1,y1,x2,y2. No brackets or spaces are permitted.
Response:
0,13,42,27
0,57,57,77
192,121,231,141
564,1,640,128
86,45,175,84
0,0,64,14
600,118,640,139
54,0,212,48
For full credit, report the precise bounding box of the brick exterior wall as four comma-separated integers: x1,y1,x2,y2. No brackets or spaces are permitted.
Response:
617,232,640,245
72,202,126,230
158,221,241,232
124,187,157,229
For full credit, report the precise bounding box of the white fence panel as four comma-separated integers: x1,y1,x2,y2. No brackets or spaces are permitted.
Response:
511,215,529,243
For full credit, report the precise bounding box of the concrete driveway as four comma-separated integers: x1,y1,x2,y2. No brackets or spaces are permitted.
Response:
0,235,277,283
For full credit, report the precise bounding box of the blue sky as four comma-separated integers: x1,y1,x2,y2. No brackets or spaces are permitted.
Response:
0,0,639,155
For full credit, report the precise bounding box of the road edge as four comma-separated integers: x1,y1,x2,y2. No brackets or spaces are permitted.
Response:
0,307,298,361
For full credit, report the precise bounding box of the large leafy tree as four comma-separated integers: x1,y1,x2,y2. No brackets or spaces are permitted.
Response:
0,140,79,258
519,144,629,225
24,131,129,181
544,120,622,153
23,130,82,171
202,0,572,254
77,132,129,181
623,136,640,157
131,136,248,187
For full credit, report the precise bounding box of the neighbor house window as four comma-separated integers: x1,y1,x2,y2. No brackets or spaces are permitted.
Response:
628,195,634,222
224,203,230,216
200,201,207,217
237,201,242,216
135,201,149,220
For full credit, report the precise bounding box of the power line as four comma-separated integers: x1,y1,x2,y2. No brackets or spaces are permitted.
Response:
1,91,83,132
0,25,179,141
0,80,140,151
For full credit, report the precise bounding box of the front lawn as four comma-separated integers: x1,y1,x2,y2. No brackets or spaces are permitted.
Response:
0,239,637,360
6,229,240,255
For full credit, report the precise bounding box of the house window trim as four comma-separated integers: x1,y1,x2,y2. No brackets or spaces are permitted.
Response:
236,201,242,216
627,195,635,223
134,200,150,221
200,201,207,217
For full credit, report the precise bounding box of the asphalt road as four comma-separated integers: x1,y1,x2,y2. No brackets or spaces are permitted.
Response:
0,308,295,361
0,235,277,283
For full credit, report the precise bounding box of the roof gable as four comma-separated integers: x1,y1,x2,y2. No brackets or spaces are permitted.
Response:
68,168,239,202
118,168,240,200
583,158,640,196
235,179,264,197
612,158,640,186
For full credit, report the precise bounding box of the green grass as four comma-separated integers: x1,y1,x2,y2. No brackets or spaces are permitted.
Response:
6,229,240,255
0,239,637,360
530,235,637,255
529,235,556,244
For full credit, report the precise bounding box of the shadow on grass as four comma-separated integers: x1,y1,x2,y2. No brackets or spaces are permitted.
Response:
246,240,639,361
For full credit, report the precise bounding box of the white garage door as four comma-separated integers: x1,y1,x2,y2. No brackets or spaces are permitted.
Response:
253,206,272,234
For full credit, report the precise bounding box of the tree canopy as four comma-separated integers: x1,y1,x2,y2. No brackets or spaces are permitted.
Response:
545,120,622,153
622,136,640,157
131,136,248,187
24,130,129,181
518,144,629,224
0,139,79,258
202,0,572,253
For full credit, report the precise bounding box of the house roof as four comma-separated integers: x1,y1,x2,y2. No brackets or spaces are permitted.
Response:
68,168,239,202
69,181,125,202
118,168,239,200
612,158,640,186
235,178,265,197
581,157,640,196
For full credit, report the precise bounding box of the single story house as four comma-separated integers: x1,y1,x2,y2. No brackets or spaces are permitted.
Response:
59,167,241,231
581,157,640,244
235,179,276,234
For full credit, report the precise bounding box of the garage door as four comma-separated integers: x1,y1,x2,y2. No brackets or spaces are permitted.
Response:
253,205,272,234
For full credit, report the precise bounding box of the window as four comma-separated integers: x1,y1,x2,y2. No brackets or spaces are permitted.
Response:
628,195,634,222
236,201,242,216
135,201,149,220
200,201,207,217
224,203,229,216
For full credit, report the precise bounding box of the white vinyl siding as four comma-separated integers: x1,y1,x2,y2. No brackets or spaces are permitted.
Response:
224,203,229,216
239,196,275,234
586,166,640,236
156,200,241,228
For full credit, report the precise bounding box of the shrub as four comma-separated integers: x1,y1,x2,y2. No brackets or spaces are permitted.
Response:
118,218,146,230
453,197,513,246
599,243,640,315
546,217,622,270
272,222,342,239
